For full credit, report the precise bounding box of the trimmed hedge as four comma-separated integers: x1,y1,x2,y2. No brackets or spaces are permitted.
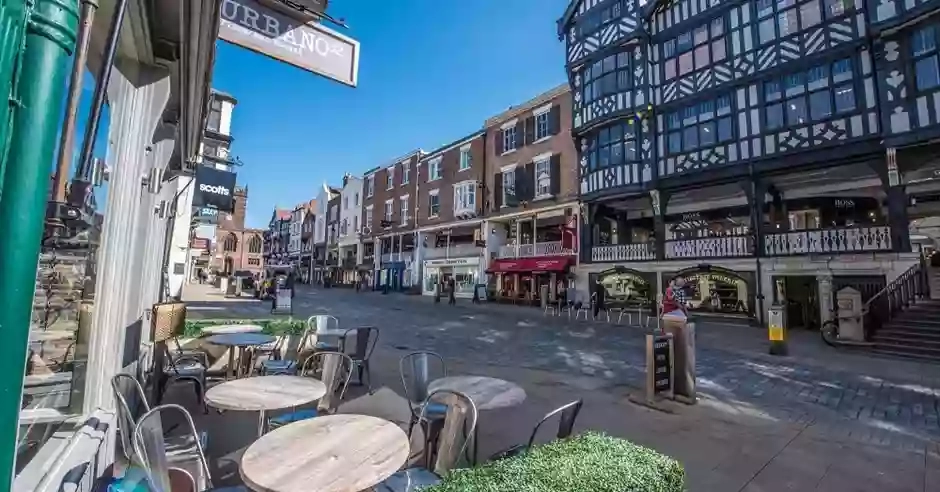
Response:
426,432,684,492
183,318,306,338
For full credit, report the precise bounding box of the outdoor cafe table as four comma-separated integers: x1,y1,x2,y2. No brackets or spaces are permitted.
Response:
240,414,409,492
206,332,276,379
429,376,527,410
201,324,264,335
205,375,326,437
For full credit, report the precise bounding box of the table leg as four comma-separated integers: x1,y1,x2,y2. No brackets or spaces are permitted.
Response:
258,409,266,437
225,347,235,381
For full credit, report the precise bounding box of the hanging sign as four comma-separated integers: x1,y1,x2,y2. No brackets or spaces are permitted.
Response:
193,165,237,212
218,0,360,87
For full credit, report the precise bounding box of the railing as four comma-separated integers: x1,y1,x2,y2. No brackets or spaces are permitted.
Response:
496,241,575,259
764,226,891,256
665,235,754,259
862,261,928,339
380,251,413,263
424,243,480,260
591,243,655,262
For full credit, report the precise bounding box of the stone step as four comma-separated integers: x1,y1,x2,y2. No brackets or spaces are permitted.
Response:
871,347,940,363
874,328,940,340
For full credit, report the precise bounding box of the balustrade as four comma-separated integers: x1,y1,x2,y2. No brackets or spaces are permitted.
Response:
496,241,575,259
591,243,655,262
763,226,891,256
665,235,754,259
424,244,480,260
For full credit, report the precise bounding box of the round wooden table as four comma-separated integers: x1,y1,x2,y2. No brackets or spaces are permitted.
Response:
240,414,409,492
207,333,276,379
201,324,264,335
205,375,326,437
429,376,527,410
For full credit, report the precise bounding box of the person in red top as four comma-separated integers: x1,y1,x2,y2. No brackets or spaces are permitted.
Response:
662,277,689,319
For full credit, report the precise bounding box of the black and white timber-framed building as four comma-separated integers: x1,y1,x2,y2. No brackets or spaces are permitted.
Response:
559,0,940,326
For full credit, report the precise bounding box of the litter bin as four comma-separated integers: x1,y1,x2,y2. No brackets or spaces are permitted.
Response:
660,315,697,403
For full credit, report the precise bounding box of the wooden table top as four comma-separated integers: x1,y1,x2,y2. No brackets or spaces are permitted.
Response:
206,333,275,347
205,375,326,412
429,376,527,410
28,330,74,342
240,414,409,492
202,324,264,335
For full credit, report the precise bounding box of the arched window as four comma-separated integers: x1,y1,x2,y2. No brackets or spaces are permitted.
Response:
248,235,262,254
223,233,238,252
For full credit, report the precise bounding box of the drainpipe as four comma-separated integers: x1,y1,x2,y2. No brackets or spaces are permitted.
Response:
0,0,78,487
50,0,98,204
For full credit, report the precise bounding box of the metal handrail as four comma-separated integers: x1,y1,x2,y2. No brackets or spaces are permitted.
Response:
861,260,928,338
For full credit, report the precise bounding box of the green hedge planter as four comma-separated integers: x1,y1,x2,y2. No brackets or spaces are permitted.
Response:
183,318,307,338
426,432,685,492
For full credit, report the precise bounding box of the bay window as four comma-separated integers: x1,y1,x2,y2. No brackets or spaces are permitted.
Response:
763,57,856,131
662,16,726,81
666,94,733,155
581,51,632,105
585,122,637,172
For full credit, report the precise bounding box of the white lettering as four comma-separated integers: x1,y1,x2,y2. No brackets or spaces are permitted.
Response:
199,184,230,196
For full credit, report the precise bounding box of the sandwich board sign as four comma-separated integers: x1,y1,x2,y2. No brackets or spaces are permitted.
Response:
218,0,360,87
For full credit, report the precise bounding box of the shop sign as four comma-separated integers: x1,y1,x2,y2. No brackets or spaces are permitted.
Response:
218,0,360,87
489,257,570,273
193,165,237,212
426,257,478,267
679,273,743,286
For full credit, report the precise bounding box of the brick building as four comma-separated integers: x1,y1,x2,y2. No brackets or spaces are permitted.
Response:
211,186,265,277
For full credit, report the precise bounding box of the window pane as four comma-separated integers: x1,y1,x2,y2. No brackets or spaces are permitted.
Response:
766,103,784,130
777,9,798,38
667,113,680,129
694,26,709,45
610,141,624,164
599,146,610,167
711,17,724,37
786,96,808,125
599,128,610,145
778,0,795,8
717,95,732,114
916,56,940,91
834,84,856,112
785,72,804,91
712,38,727,62
913,27,936,56
678,32,692,51
759,18,776,45
832,58,853,82
694,44,710,69
625,138,637,160
617,51,631,67
800,1,822,28
618,71,631,90
682,105,698,123
664,59,677,80
809,90,832,120
679,52,694,75
683,126,699,150
825,0,852,18
700,121,717,146
758,0,774,18
765,81,782,101
699,100,715,120
603,55,616,73
717,117,733,141
664,39,677,58
668,132,682,153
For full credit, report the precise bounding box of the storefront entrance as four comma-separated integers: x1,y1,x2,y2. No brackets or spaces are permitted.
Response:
423,257,481,298
772,275,820,330
487,257,573,305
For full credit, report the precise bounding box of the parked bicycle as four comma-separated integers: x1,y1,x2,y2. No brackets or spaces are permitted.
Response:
820,314,839,347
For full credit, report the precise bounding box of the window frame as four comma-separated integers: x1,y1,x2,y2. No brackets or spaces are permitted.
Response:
366,175,374,197
913,24,940,93
428,157,443,181
534,157,552,198
459,147,472,171
761,56,857,132
401,162,410,185
365,205,373,229
585,121,639,172
386,168,395,190
428,189,441,218
535,112,550,140
665,94,735,156
453,181,476,212
400,196,410,225
581,51,633,105
662,14,728,83
383,200,393,222
501,168,516,206
502,127,517,153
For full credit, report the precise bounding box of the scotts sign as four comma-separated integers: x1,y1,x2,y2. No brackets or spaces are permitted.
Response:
193,165,237,212
218,0,360,87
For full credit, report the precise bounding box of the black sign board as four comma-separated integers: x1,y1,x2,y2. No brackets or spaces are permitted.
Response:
193,165,237,212
646,333,674,401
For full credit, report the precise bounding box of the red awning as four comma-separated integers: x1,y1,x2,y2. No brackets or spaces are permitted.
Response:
487,257,571,273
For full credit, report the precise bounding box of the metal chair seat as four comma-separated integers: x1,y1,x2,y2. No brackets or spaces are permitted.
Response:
269,408,319,427
314,341,339,351
164,361,205,377
410,401,448,418
374,467,441,492
261,359,297,375
165,431,209,462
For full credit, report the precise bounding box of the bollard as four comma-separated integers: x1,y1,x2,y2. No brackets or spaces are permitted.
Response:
767,304,788,356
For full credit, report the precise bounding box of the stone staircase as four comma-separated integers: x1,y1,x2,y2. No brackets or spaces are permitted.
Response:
870,266,940,362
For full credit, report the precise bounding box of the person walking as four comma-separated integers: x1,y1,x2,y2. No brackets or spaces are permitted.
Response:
447,277,457,305
661,278,689,319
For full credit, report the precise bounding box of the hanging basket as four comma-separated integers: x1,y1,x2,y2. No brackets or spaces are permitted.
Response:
151,301,187,343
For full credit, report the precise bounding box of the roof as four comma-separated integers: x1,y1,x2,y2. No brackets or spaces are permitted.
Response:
275,209,291,220
211,89,238,105
420,130,485,162
364,149,425,176
483,84,570,128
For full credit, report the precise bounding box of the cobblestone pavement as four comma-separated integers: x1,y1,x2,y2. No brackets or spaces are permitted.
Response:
186,284,940,450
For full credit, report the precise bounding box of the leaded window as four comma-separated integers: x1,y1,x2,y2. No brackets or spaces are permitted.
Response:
763,57,856,131
581,52,632,105
913,25,940,92
585,122,638,172
756,0,853,46
573,0,626,40
665,95,733,155
662,16,727,81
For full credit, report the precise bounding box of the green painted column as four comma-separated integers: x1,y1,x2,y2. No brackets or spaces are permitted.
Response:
0,0,78,486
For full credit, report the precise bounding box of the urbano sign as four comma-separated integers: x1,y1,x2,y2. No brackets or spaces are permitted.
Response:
218,0,360,87
193,165,237,212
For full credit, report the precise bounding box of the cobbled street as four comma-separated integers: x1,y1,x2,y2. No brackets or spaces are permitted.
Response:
185,283,940,490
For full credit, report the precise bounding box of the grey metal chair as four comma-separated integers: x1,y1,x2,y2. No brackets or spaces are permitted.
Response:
375,389,479,492
340,326,379,392
399,351,448,437
259,325,314,375
132,404,217,491
489,399,584,461
309,314,342,351
112,373,151,463
160,343,209,413
267,351,354,430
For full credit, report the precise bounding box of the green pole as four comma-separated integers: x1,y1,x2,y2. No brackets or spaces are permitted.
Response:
0,0,78,487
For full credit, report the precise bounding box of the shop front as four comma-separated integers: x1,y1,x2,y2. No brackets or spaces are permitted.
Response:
487,256,573,305
589,267,655,310
377,261,407,291
422,257,481,298
664,265,755,319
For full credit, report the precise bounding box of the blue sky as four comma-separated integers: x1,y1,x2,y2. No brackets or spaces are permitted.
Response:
212,0,570,228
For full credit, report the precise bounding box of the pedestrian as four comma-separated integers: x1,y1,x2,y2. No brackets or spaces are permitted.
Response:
447,277,456,305
661,277,689,320
592,278,605,319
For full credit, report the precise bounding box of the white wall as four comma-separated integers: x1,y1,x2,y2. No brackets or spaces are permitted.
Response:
219,99,235,136
314,185,330,244
167,176,195,297
338,177,363,248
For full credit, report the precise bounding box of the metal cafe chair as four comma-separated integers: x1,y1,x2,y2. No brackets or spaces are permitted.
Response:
489,399,584,461
308,314,342,352
132,404,222,492
340,326,380,392
399,351,449,439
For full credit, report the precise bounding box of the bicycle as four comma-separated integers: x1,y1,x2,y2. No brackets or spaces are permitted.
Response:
820,310,840,347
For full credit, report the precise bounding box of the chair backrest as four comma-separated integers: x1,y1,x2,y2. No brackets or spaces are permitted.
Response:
399,351,446,404
526,399,584,449
133,404,211,492
111,373,151,462
340,326,379,361
308,314,340,335
414,389,478,474
300,351,354,412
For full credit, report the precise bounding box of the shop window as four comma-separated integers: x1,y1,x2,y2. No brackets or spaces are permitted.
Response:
596,270,653,308
669,268,752,315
